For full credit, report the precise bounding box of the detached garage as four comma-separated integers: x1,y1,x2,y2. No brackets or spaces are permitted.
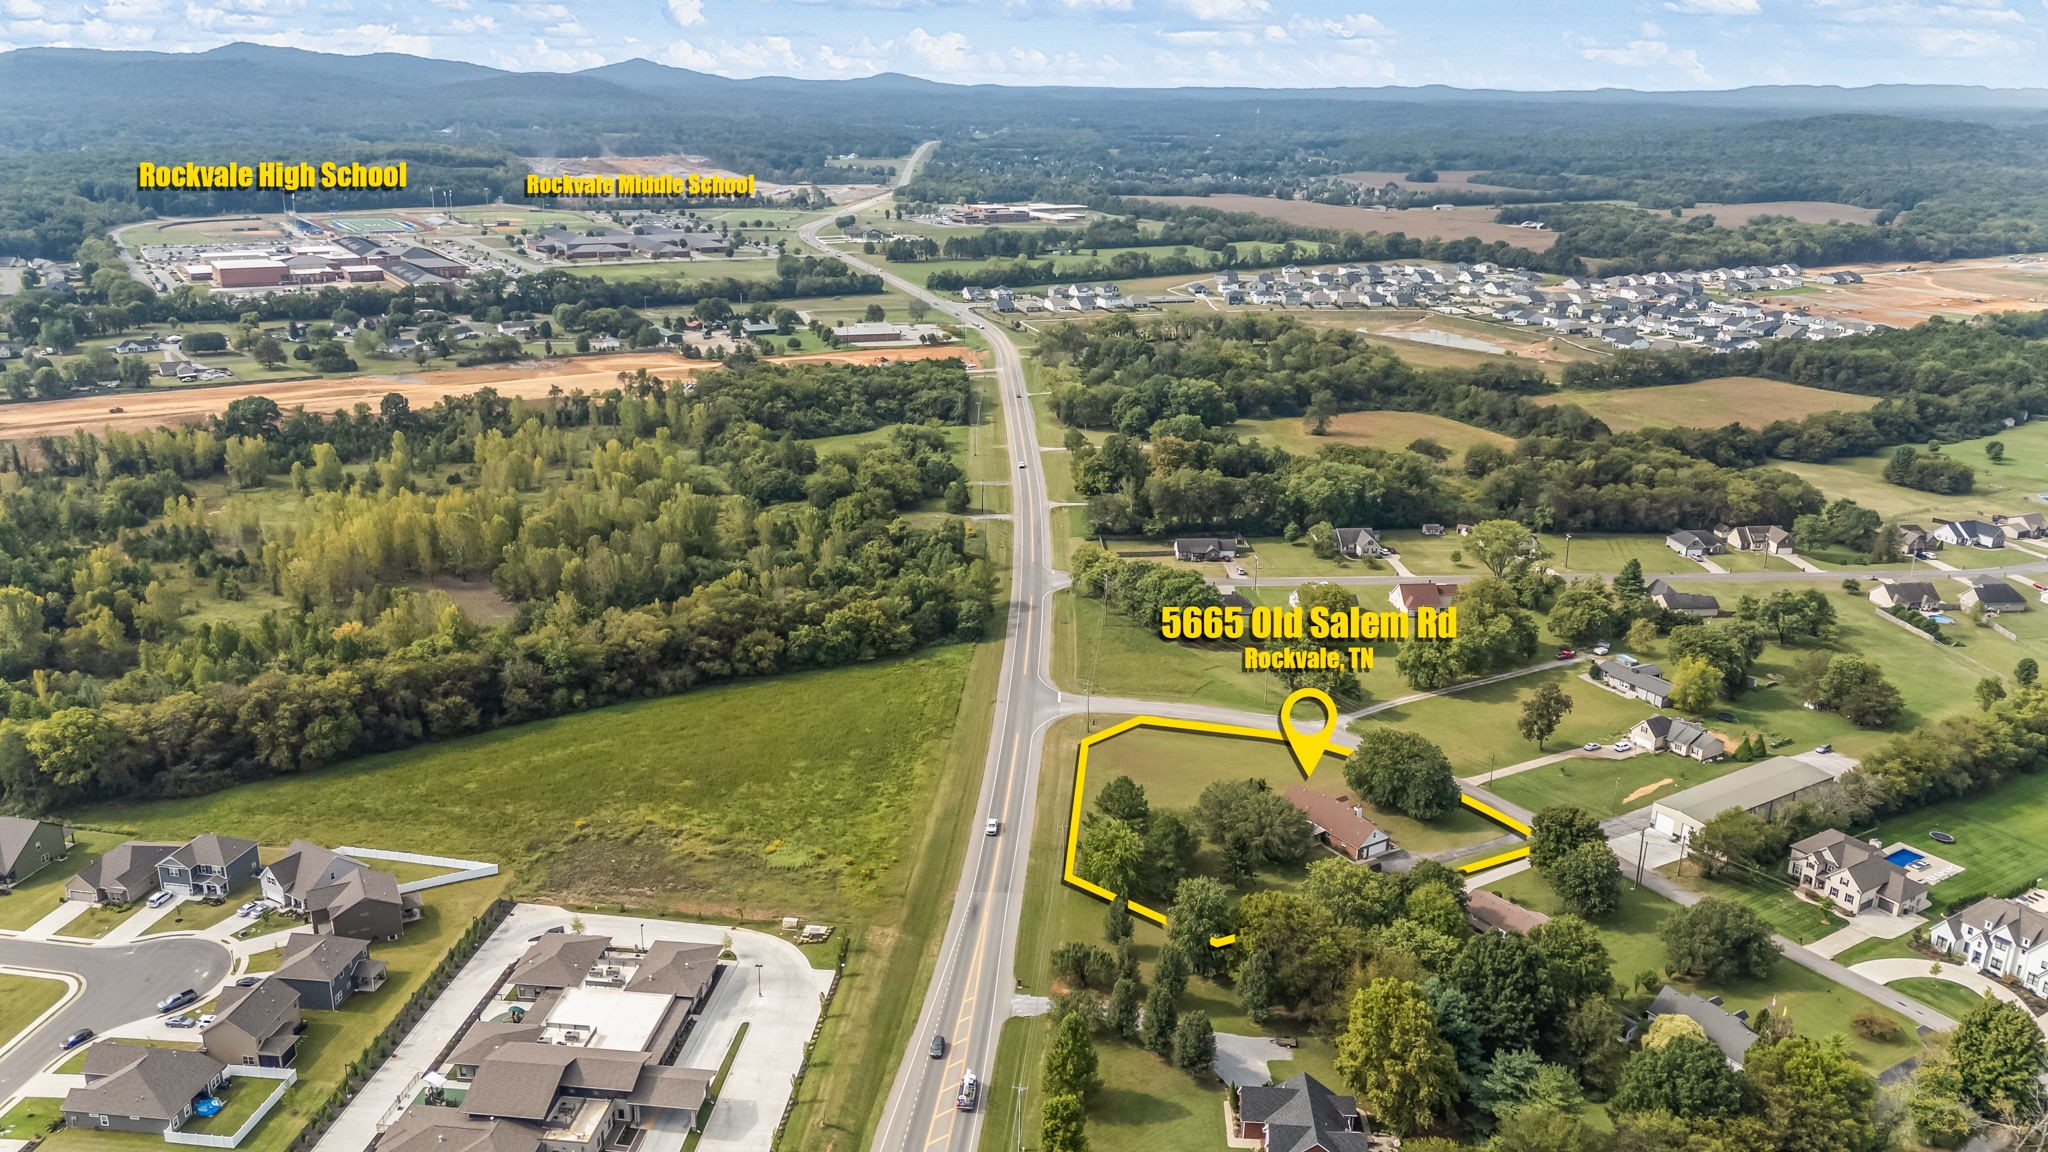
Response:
1648,751,1856,842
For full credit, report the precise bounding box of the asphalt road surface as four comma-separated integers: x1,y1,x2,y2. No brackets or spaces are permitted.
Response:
804,140,1064,1152
0,935,233,1101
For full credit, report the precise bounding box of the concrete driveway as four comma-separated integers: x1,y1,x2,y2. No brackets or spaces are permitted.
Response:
0,935,232,1103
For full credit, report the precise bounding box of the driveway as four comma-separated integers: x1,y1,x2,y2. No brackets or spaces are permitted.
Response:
0,936,232,1104
1847,958,2047,1035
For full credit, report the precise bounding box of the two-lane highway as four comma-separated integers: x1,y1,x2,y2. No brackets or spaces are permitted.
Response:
799,142,1064,1152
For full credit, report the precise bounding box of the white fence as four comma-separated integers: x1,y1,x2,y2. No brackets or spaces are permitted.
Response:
335,847,499,894
163,1067,297,1149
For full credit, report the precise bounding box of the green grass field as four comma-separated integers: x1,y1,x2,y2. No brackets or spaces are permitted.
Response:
1232,410,1512,461
0,973,68,1051
0,831,117,931
1544,533,1707,576
1868,769,2048,908
1777,421,2048,521
1659,865,1846,945
1884,978,1996,1021
1537,378,1878,433
1482,870,1917,1069
57,900,148,939
1363,664,1651,779
1829,933,1925,968
1052,591,1273,714
0,1098,63,1141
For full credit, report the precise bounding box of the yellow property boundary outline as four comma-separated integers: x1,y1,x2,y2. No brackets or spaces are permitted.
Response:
1065,689,1535,948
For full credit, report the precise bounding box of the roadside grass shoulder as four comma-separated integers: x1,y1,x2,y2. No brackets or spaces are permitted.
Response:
0,974,68,1052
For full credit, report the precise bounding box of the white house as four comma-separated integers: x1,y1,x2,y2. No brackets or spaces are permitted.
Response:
1930,897,2048,996
1785,829,1930,917
1868,580,1944,613
1630,715,1726,761
1933,519,2004,549
1665,530,1722,559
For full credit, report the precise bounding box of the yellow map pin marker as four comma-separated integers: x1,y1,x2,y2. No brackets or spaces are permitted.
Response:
1279,686,1339,778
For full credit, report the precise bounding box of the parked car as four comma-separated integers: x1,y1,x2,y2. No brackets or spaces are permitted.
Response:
985,818,1001,836
157,989,198,1013
1815,744,1833,754
60,1028,94,1050
236,901,261,917
165,1016,196,1030
235,976,261,987
1591,644,1610,656
929,1034,947,1059
1556,649,1575,660
197,1015,217,1028
1581,742,1603,752
1612,740,1633,753
146,891,175,909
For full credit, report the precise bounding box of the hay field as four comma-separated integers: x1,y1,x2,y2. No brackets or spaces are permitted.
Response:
1232,409,1514,458
1787,257,2048,326
0,346,979,440
1134,194,1558,250
1689,201,1884,227
1535,376,1878,431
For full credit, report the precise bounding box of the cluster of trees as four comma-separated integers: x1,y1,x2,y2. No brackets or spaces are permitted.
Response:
1882,445,1974,495
0,358,993,811
1043,316,1835,539
1561,313,2048,469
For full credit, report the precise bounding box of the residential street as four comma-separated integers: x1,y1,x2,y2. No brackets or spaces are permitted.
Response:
0,936,232,1103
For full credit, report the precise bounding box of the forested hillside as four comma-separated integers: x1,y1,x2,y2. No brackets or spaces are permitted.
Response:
0,355,991,811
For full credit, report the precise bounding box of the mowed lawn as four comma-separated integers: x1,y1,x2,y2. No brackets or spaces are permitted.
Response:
1232,410,1513,462
1363,665,1652,778
0,830,121,931
1777,420,2048,521
1870,769,2048,908
71,648,975,920
0,973,68,1049
1886,978,1996,1021
1052,590,1274,714
1537,377,1877,433
1483,870,1919,1070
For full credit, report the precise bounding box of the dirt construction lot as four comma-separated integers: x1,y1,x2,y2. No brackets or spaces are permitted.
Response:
0,346,979,440
1134,194,1559,250
1788,257,2048,326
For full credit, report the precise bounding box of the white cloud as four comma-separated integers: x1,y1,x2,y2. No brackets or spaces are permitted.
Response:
659,37,719,68
903,25,978,71
1173,0,1269,22
1159,26,1253,45
0,0,44,16
1910,25,2020,52
1573,33,1715,83
666,0,703,27
1664,0,1760,13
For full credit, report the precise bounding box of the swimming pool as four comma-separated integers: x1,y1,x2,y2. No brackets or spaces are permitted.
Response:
1886,847,1926,868
1928,614,1956,624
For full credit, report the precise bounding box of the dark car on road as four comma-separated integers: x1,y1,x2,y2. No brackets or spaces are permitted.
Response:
929,1034,947,1059
158,989,198,1013
60,1028,94,1050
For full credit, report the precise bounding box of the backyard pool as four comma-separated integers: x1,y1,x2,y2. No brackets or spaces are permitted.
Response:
1886,847,1927,868
1928,615,1956,624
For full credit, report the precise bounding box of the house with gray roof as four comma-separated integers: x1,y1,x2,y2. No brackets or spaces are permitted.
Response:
274,932,387,1011
1960,580,2028,615
1331,527,1384,559
1933,518,2004,549
67,841,179,905
1720,524,1793,555
0,816,70,889
1664,530,1722,559
260,841,361,911
1594,658,1673,708
308,867,420,942
1647,986,1758,1069
621,941,723,1010
1172,536,1246,562
508,934,612,1000
1646,579,1720,618
1787,829,1929,917
156,834,260,898
202,978,302,1069
1234,1073,1373,1152
1868,580,1945,613
1630,715,1726,762
1931,897,2048,996
63,1046,228,1134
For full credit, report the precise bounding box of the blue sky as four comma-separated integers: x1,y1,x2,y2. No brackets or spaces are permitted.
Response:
1,0,2044,88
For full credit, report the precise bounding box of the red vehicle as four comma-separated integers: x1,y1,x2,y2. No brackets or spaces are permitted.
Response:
1556,648,1576,660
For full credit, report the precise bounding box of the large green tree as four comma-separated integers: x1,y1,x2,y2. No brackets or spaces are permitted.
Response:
1517,681,1575,751
1529,914,1613,1005
1745,1035,1879,1152
1041,1093,1087,1152
1333,978,1463,1135
1043,1012,1101,1101
1661,898,1780,981
1951,994,2047,1113
1344,728,1460,819
1528,805,1605,870
1452,931,1557,1054
1546,840,1623,920
1166,877,1235,978
1610,1034,1744,1118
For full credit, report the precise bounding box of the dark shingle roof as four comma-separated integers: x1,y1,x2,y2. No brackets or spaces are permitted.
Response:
1236,1074,1371,1152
